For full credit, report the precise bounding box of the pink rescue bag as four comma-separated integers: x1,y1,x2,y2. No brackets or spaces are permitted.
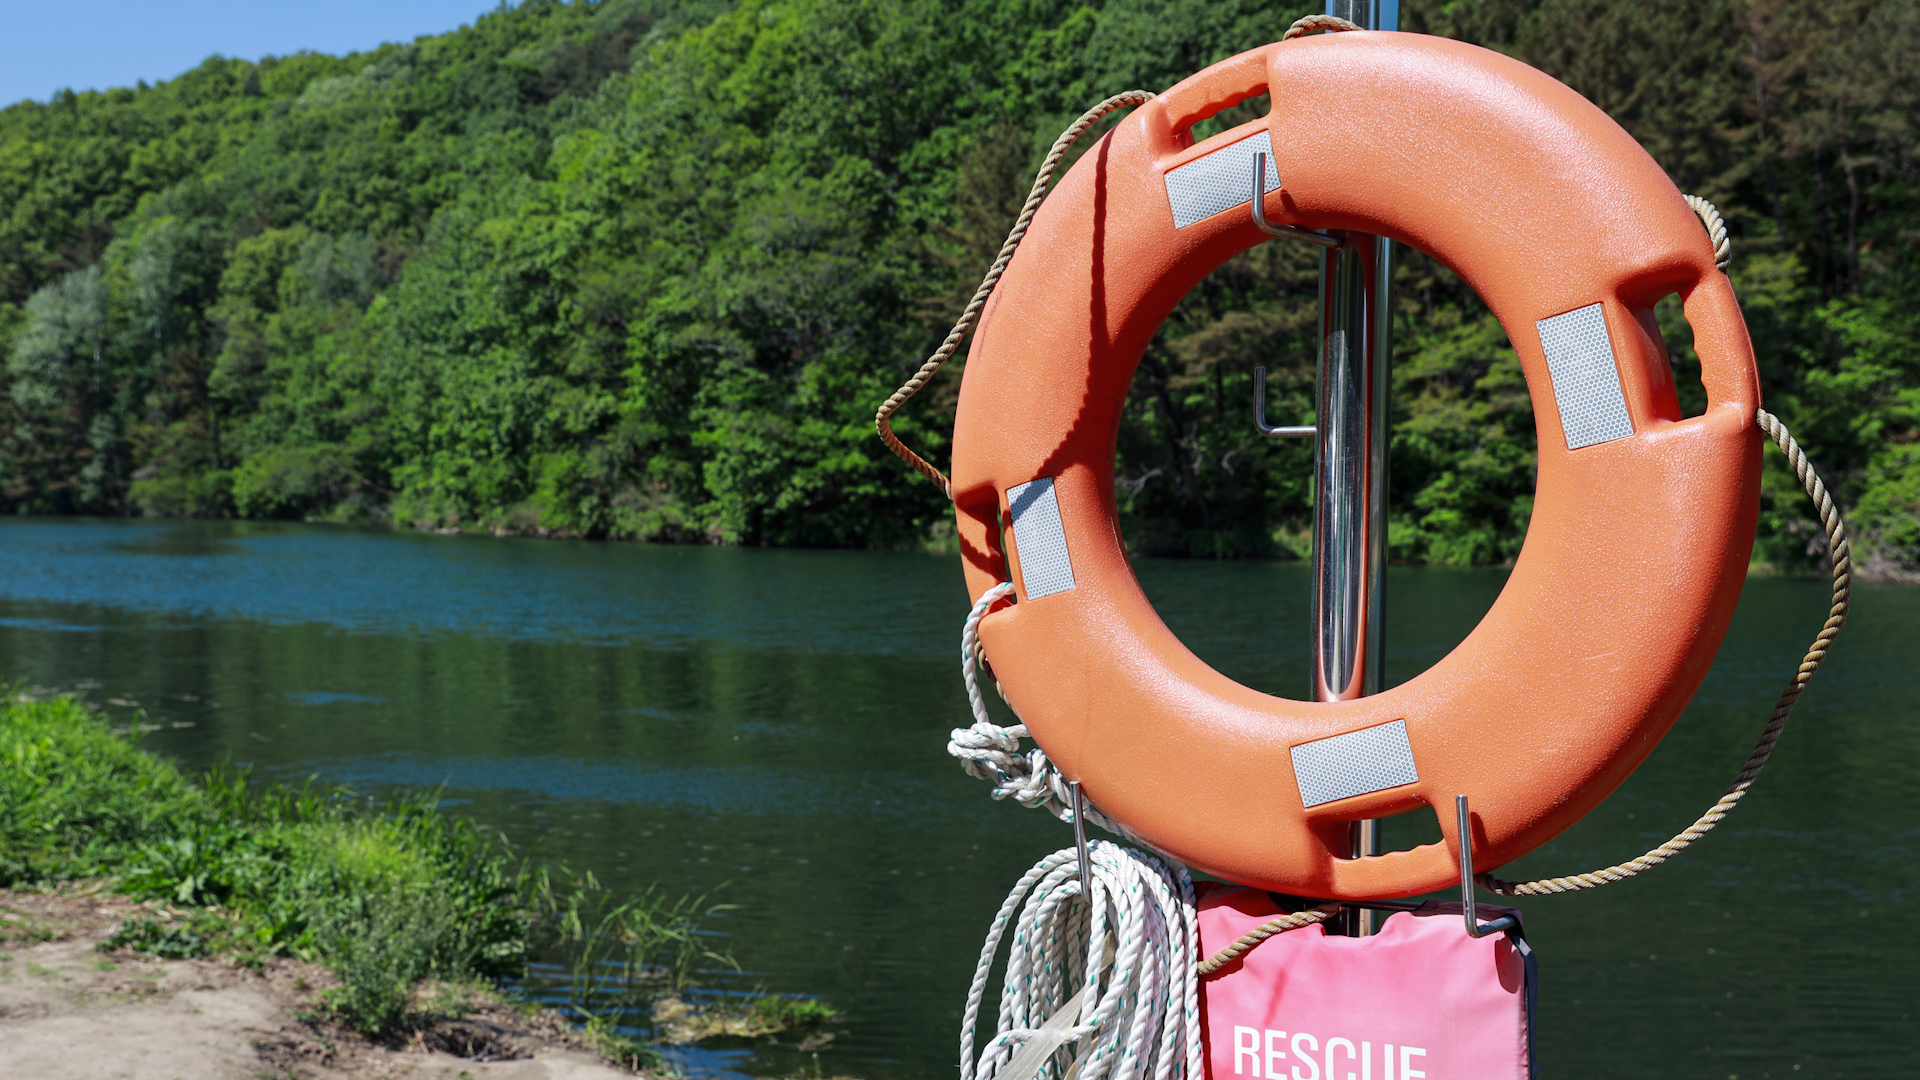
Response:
1197,884,1535,1080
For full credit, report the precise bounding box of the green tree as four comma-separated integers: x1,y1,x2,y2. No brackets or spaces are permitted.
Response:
7,266,111,507
0,0,1910,575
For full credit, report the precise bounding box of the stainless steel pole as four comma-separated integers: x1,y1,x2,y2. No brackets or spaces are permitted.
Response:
1315,0,1396,935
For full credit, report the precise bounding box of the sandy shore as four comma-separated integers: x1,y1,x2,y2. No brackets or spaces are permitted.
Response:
0,887,641,1080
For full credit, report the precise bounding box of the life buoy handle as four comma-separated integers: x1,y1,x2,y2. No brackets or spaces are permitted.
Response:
1682,271,1762,414
1147,44,1277,150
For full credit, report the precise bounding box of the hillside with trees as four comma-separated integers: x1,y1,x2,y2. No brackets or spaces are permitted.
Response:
1,0,1914,577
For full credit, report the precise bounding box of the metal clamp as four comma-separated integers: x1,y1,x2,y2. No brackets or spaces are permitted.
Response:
1251,152,1341,249
1457,794,1519,938
1254,365,1315,438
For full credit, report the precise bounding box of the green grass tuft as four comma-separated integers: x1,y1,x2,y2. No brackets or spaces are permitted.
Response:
751,993,841,1028
102,913,228,959
0,691,784,1044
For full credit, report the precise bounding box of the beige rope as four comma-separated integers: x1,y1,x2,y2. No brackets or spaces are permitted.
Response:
910,33,1804,920
1195,903,1342,976
1685,194,1732,272
876,18,1366,495
1480,408,1848,896
875,91,1155,498
1281,14,1362,39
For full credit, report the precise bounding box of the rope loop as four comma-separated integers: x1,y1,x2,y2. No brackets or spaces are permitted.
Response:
878,91,1156,498
881,20,1367,494
1479,408,1847,896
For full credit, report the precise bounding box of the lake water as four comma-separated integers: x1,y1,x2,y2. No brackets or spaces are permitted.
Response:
0,517,1912,1079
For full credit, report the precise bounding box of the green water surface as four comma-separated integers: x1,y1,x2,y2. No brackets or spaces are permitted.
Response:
0,518,1911,1079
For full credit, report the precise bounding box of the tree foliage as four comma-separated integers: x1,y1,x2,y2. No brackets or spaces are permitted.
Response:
0,0,1914,575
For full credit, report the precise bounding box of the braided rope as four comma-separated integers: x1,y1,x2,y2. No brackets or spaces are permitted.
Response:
876,91,1156,498
1194,904,1343,976
877,18,1359,495
1685,194,1732,272
951,582,1126,832
1480,409,1848,896
1281,14,1362,39
959,844,1200,1080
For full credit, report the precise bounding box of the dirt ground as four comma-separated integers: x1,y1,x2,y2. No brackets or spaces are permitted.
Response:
0,887,643,1080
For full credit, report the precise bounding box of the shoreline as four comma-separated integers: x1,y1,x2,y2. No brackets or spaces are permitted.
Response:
5,513,1906,583
0,694,839,1078
0,884,641,1079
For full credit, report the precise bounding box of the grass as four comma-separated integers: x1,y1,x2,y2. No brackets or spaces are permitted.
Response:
0,694,527,1033
531,868,738,1021
750,994,841,1028
0,692,834,1051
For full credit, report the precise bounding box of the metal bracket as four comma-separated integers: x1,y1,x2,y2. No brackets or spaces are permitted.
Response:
1255,365,1315,438
1070,779,1092,899
1248,149,1325,442
1457,794,1519,938
1251,152,1341,249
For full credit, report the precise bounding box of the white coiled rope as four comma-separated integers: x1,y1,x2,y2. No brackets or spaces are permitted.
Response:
949,583,1122,832
959,842,1202,1080
953,583,1203,1080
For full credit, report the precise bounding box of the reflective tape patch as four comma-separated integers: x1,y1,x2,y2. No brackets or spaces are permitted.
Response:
1290,720,1420,808
1164,130,1281,230
1007,477,1076,600
1537,303,1634,450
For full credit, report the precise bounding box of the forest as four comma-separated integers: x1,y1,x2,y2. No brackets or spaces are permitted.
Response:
0,0,1914,577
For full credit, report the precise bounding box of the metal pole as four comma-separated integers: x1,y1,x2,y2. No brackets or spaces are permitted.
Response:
1314,0,1395,935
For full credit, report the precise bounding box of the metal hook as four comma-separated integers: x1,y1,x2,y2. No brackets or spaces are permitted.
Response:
1456,794,1519,939
1254,365,1315,438
1070,780,1092,900
1251,152,1341,249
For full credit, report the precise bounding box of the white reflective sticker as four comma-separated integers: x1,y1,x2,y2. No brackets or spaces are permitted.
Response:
1164,130,1280,230
1537,303,1634,450
1291,720,1420,808
1007,477,1076,601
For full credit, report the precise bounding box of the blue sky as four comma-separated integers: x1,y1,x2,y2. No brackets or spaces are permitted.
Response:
0,1,511,107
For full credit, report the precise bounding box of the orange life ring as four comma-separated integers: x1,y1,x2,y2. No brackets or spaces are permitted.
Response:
948,32,1761,901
